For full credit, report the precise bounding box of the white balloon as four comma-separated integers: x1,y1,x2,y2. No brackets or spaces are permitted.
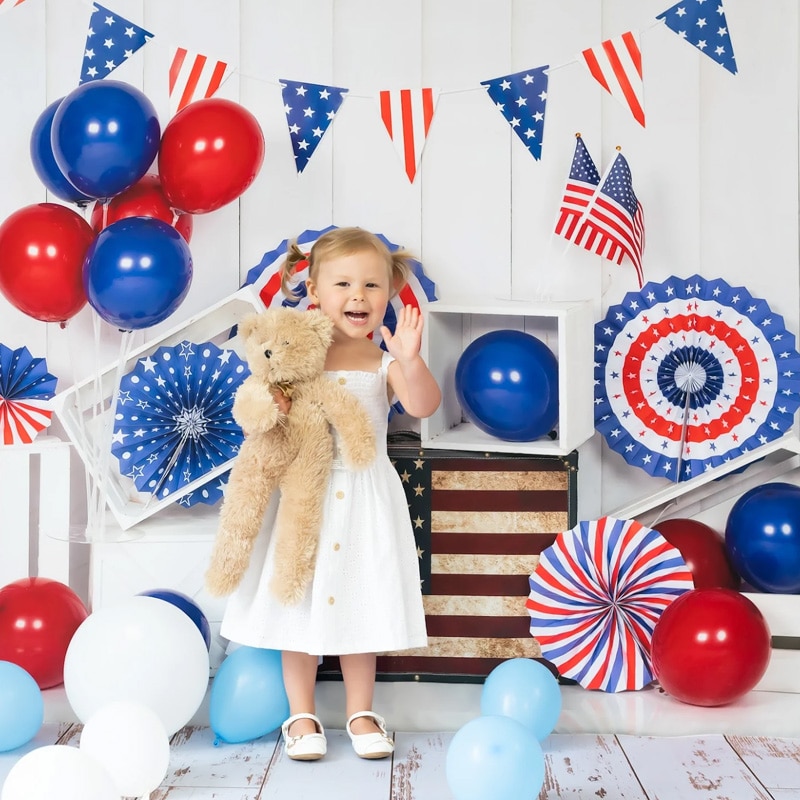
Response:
80,700,171,797
1,745,117,800
64,595,210,735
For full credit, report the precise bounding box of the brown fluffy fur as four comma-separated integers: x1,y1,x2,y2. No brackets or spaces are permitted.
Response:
204,307,376,604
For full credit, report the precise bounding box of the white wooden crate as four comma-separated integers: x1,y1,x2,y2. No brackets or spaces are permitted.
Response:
51,286,265,531
0,435,71,586
420,298,595,455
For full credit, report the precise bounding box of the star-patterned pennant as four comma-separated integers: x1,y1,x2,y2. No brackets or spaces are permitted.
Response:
80,3,153,84
280,79,348,173
378,88,439,183
656,0,738,75
480,66,549,160
580,32,645,127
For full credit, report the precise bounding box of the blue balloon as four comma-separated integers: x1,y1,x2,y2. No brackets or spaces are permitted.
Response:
210,647,290,744
29,98,94,205
137,589,211,650
51,80,160,199
446,715,544,800
725,482,800,593
0,661,44,752
455,329,559,441
83,216,193,330
481,658,562,741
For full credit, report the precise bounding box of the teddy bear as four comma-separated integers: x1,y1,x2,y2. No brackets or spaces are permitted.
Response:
204,306,376,604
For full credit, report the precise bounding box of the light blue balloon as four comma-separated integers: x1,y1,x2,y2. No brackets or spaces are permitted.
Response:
446,715,545,800
0,661,44,752
480,657,562,741
209,647,289,744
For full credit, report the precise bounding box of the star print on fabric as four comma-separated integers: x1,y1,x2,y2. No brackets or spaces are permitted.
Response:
657,0,738,74
280,79,348,173
481,65,549,160
80,2,153,84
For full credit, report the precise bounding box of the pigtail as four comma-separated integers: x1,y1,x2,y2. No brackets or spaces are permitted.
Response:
279,241,311,297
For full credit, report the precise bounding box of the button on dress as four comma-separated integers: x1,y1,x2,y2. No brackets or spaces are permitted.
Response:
220,352,428,655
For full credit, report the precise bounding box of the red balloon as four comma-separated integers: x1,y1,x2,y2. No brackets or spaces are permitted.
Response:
0,203,94,323
653,518,740,590
90,174,193,243
650,588,770,707
158,98,265,214
0,577,89,689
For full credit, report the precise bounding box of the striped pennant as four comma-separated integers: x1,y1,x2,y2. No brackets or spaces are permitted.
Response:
0,399,53,445
580,31,645,128
0,0,27,13
378,88,439,183
527,517,693,692
359,448,575,679
169,46,233,117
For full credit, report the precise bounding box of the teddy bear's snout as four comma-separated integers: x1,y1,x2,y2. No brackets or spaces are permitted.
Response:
263,349,272,359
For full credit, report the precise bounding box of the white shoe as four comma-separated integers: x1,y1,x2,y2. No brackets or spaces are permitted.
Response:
346,711,394,759
281,713,327,761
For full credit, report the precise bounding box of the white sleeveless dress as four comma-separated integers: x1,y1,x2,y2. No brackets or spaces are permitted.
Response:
220,352,428,655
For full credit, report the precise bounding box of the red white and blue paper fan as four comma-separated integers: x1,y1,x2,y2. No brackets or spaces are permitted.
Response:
594,274,800,481
527,516,693,692
242,226,438,349
111,340,248,507
0,344,57,445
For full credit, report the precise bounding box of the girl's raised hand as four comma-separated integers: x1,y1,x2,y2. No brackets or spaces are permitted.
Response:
380,305,424,363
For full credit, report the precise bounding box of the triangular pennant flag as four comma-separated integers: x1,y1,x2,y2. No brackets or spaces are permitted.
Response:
480,65,550,160
80,2,153,84
0,0,27,13
169,46,234,116
555,134,601,243
573,149,645,287
580,31,645,127
378,88,439,183
280,79,348,173
656,0,737,75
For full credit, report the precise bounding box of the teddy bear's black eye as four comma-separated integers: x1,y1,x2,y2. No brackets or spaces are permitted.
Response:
282,340,290,346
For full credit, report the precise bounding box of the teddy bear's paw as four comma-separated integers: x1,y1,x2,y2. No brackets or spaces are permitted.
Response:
342,438,377,470
204,566,239,598
269,574,308,605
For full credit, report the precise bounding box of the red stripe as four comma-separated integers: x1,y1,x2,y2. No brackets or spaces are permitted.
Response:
421,87,434,134
430,458,566,473
179,54,208,112
379,90,393,138
581,47,610,92
399,89,417,181
169,47,187,95
431,489,567,513
425,614,529,638
204,60,228,98
429,574,530,596
431,532,556,555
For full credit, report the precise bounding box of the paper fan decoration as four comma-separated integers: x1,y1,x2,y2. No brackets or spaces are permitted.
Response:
242,225,438,349
527,516,693,692
111,340,248,507
594,274,800,481
0,344,57,445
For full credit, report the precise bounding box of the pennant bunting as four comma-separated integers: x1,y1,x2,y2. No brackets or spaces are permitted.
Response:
480,65,550,160
378,88,439,183
0,0,27,13
169,46,233,116
581,31,645,127
80,3,153,84
573,149,645,287
280,79,348,173
554,134,601,242
657,0,737,75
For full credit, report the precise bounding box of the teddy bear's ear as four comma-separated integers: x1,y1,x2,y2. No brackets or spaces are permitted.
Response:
306,309,334,344
237,312,262,340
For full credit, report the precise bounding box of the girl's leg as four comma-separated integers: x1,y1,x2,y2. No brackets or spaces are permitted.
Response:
339,652,382,734
282,650,320,735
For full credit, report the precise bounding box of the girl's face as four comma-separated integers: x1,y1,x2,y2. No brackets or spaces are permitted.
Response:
305,249,392,340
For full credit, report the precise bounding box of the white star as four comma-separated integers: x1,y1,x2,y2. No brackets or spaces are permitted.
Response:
141,356,157,372
298,139,309,150
303,107,315,118
524,128,536,139
289,123,300,134
86,66,98,78
523,74,535,84
104,14,115,25
283,103,292,115
103,38,114,49
85,48,95,59
676,6,686,16
319,88,330,99
312,126,324,137
110,430,126,444
696,17,707,28
124,26,136,38
295,85,307,96
218,350,232,364
499,79,511,91
124,49,133,59
509,117,521,128
515,96,527,107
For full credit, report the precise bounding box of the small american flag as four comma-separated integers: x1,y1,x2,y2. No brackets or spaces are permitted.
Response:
280,79,348,173
169,46,232,116
575,149,645,287
373,445,575,679
555,135,601,243
79,3,153,84
480,65,550,161
378,88,439,183
581,31,645,127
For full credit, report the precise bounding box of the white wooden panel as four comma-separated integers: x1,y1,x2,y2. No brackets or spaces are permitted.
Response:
617,734,773,799
392,731,454,800
727,736,800,793
36,440,71,584
0,449,31,586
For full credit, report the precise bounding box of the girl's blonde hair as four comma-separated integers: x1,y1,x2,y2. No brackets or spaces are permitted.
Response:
279,227,413,299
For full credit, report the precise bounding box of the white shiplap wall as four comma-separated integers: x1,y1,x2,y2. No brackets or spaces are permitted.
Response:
0,0,797,538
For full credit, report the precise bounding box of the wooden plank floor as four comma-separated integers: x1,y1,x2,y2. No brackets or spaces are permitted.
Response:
2,725,799,799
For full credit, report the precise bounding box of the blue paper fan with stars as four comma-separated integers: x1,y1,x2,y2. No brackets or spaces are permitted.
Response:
594,275,800,482
111,340,249,507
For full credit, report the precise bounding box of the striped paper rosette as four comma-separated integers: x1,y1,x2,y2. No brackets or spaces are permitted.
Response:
526,516,693,692
0,344,57,445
